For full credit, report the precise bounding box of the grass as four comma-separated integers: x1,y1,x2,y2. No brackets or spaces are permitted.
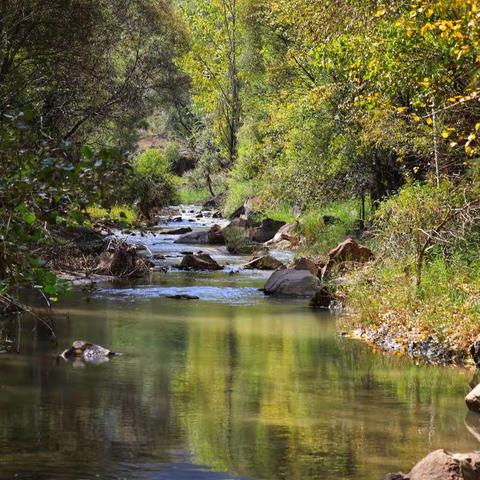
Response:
87,205,137,225
298,199,366,256
342,252,480,359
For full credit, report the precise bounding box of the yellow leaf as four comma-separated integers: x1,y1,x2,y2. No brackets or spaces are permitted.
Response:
441,131,450,139
426,118,433,125
376,8,386,17
475,123,480,131
396,106,407,113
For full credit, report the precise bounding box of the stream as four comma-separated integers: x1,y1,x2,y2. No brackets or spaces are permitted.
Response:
0,206,479,480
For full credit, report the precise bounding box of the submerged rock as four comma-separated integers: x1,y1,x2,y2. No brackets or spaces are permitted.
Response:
244,255,284,271
154,227,192,235
383,449,480,480
166,294,200,300
263,269,321,297
178,253,223,271
466,384,480,413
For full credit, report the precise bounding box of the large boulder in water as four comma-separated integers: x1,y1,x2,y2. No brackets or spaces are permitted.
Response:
178,253,223,271
251,218,286,243
466,384,480,413
174,225,225,245
244,255,284,271
383,449,480,480
263,269,321,297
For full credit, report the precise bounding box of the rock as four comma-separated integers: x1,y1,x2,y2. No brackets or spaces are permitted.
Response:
152,253,166,260
174,224,225,245
322,238,374,278
195,213,203,219
251,218,286,243
289,257,319,276
60,340,115,364
470,336,480,366
212,210,222,219
166,294,200,300
154,227,192,235
328,238,374,263
466,384,480,413
172,216,183,222
203,198,217,208
203,193,225,209
405,449,480,480
265,222,302,249
263,270,321,297
223,225,259,254
178,253,223,271
244,255,285,270
309,287,333,309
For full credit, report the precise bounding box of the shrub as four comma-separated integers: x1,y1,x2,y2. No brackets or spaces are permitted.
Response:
130,149,178,219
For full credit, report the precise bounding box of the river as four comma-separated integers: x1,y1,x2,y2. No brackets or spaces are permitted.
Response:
0,206,478,479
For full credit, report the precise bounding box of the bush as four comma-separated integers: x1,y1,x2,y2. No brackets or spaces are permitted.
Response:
130,149,178,219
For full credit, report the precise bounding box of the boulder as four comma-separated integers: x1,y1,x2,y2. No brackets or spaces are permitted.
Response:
309,287,333,309
328,238,374,263
251,218,286,243
382,449,480,480
289,257,319,276
174,225,225,245
263,270,321,297
470,336,480,366
466,384,480,413
178,253,223,271
265,222,302,249
244,255,285,271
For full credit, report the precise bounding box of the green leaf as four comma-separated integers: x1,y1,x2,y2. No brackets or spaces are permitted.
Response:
22,212,36,225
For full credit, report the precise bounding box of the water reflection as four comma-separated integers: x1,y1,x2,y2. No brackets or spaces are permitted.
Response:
0,292,477,479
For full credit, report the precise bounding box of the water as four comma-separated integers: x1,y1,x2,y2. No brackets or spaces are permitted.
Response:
0,206,479,479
